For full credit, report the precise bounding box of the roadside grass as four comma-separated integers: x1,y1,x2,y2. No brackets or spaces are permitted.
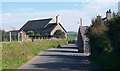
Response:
0,42,2,71
2,39,67,69
90,52,120,71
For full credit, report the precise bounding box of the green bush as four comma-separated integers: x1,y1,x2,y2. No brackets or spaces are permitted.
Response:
88,14,120,70
26,31,35,36
107,16,120,57
90,34,112,54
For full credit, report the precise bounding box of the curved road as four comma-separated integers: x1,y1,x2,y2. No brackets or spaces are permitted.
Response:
19,44,103,71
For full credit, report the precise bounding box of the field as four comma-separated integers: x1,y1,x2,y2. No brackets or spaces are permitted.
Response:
67,34,77,40
2,39,67,69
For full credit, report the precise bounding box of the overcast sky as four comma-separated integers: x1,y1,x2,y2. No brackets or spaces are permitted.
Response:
1,0,119,32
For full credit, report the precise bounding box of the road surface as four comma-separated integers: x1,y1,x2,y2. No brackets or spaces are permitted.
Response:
19,44,103,71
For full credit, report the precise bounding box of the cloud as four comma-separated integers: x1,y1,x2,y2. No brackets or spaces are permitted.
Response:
14,8,38,12
2,2,118,32
82,2,117,16
2,10,85,32
0,4,2,29
89,0,119,2
2,0,120,2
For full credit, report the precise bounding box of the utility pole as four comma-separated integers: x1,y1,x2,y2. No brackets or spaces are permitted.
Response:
80,18,82,27
78,18,82,27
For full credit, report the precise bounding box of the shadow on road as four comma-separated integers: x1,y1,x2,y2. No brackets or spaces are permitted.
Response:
32,44,102,71
45,44,78,53
31,55,102,71
57,46,78,49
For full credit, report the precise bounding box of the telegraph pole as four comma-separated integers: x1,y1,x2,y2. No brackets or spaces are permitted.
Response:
78,18,82,27
80,18,82,27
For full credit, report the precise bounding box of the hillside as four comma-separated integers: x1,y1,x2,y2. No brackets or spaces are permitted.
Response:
67,31,77,35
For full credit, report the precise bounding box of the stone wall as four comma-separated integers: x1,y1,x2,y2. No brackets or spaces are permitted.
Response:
77,26,91,54
77,27,84,52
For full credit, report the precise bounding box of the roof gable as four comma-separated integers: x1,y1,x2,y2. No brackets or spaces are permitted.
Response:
58,23,67,33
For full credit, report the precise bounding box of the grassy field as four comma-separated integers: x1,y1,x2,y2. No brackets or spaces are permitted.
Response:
2,39,67,69
67,34,77,40
67,34,77,43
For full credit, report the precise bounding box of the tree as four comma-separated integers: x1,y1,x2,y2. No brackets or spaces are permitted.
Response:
108,16,120,56
26,31,35,36
53,30,65,38
88,15,112,54
90,16,107,36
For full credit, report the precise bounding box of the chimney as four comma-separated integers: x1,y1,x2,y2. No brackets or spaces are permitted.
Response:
106,9,112,20
118,1,120,15
56,15,60,24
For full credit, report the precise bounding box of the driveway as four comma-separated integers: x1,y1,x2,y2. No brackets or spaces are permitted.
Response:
19,44,103,71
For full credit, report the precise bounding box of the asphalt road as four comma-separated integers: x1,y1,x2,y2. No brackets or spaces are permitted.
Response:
18,44,103,71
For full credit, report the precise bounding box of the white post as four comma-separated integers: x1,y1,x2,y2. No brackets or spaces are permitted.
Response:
9,31,11,42
18,33,19,41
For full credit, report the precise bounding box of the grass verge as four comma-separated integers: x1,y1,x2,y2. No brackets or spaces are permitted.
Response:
89,52,120,71
2,39,67,69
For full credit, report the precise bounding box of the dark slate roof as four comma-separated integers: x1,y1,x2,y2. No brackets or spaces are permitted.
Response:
19,18,52,32
42,23,67,34
42,23,57,34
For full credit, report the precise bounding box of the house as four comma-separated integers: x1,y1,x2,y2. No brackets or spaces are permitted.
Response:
9,30,19,41
1,15,66,42
9,30,28,41
19,15,67,39
1,29,28,42
1,30,9,42
1,30,19,42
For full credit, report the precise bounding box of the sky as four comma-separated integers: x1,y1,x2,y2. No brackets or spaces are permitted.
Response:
1,0,119,32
